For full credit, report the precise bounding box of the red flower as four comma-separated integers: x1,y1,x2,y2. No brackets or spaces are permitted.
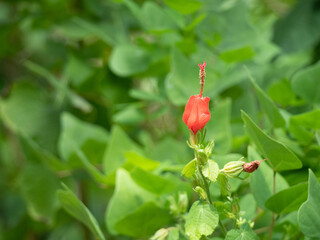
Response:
183,95,211,134
182,62,211,134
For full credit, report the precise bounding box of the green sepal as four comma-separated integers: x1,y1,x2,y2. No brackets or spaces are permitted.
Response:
182,159,197,178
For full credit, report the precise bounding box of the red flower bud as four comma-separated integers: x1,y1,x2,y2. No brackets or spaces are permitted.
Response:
183,95,211,134
182,62,211,134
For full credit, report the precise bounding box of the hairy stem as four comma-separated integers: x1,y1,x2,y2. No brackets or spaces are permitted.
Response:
267,170,276,240
200,83,204,97
197,164,226,237
219,220,227,236
198,165,212,204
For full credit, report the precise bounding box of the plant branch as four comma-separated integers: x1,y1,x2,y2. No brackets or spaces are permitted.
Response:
267,170,276,240
198,165,212,204
197,164,226,237
219,220,227,236
254,226,269,234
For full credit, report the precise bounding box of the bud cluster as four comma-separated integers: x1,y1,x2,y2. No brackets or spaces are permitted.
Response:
220,158,266,178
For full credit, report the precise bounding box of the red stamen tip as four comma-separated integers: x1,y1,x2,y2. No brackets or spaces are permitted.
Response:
198,62,206,71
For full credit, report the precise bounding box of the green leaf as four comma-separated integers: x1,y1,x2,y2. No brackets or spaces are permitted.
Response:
150,136,191,164
165,47,199,106
267,78,297,107
289,118,314,144
217,173,230,197
113,105,145,125
0,82,60,152
206,99,232,154
298,169,320,238
219,46,255,63
292,61,320,105
106,169,156,234
164,0,202,15
265,182,308,214
185,201,219,240
59,112,108,164
109,45,151,77
124,152,160,171
202,160,219,182
74,149,109,185
167,228,179,240
57,184,105,240
182,159,197,178
72,17,117,45
142,2,177,32
122,0,144,25
20,136,69,173
239,194,256,221
290,109,320,130
129,168,176,195
225,223,258,240
114,202,172,238
248,147,289,209
24,61,92,113
103,125,142,175
64,55,94,87
241,111,302,171
247,70,285,128
289,109,320,144
129,89,164,102
273,0,320,53
18,165,60,224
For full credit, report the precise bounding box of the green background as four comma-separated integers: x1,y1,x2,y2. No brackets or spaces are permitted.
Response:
1,0,320,239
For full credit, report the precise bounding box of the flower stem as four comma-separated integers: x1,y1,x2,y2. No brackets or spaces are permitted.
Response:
197,164,227,237
198,165,212,204
219,220,227,236
267,170,276,240
200,83,204,98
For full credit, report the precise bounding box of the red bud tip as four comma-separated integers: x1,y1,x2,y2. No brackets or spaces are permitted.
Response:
198,62,206,96
198,62,206,71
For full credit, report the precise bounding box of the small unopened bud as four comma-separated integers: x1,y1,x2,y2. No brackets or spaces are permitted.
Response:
243,159,266,173
220,159,246,178
194,186,208,200
204,140,214,158
226,212,236,219
236,217,246,228
150,228,168,240
177,192,188,214
248,220,255,228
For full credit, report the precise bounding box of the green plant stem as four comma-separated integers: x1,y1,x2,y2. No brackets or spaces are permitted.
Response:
219,220,227,236
267,170,276,240
198,165,212,204
254,226,269,234
197,164,227,237
80,181,91,240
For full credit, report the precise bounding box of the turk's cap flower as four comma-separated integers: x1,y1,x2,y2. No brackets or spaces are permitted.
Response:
183,95,211,134
183,61,211,135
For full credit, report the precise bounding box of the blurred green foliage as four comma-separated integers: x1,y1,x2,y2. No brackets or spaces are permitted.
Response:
1,0,320,239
